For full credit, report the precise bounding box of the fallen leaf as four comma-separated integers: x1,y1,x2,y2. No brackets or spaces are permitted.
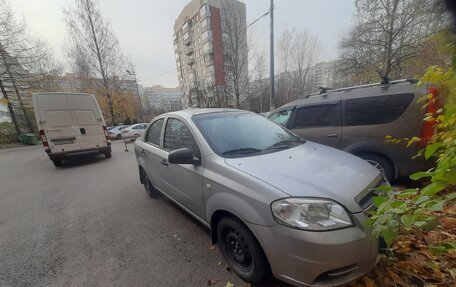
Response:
185,257,192,262
207,279,218,286
217,261,223,266
226,282,234,287
209,245,215,250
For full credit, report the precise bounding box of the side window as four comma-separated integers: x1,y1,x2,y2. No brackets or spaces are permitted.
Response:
269,109,292,126
164,118,199,156
292,105,339,128
345,93,414,126
146,119,164,146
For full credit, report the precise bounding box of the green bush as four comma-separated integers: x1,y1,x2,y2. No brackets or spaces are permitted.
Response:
0,122,18,144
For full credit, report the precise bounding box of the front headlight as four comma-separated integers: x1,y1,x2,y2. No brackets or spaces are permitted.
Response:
271,198,353,231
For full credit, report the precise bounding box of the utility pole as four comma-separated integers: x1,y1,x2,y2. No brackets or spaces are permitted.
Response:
126,70,146,122
269,0,275,112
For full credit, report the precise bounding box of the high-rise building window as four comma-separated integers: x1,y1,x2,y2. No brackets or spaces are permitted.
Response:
200,4,209,17
201,17,210,29
202,30,212,42
203,42,212,54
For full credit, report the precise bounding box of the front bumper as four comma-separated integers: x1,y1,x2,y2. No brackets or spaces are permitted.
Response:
247,212,378,286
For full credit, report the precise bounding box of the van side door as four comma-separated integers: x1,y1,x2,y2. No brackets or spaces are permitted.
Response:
288,102,342,148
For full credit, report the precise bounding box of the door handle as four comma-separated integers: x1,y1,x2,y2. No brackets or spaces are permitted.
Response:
327,134,338,138
160,159,168,167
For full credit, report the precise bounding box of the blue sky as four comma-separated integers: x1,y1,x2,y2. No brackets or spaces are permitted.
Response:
11,0,355,87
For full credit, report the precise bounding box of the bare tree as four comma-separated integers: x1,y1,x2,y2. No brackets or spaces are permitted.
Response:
289,29,320,98
277,27,295,104
221,1,250,109
0,0,60,135
338,0,445,83
64,0,127,124
249,49,268,112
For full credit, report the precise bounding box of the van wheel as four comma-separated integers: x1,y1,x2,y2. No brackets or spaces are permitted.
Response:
217,217,269,283
359,154,394,182
141,170,157,198
104,152,111,158
52,159,62,167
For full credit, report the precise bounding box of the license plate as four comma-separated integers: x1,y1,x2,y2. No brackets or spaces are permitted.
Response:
52,139,75,145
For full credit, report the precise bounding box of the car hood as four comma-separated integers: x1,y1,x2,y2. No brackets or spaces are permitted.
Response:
224,141,381,213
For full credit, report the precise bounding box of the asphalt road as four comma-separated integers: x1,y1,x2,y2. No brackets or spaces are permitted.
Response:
0,141,288,287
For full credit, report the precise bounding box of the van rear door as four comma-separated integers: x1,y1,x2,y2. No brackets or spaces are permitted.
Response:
67,95,106,150
38,94,82,152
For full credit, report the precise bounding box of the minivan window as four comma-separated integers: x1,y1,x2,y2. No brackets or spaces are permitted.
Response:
292,105,339,128
269,109,292,126
345,93,414,126
164,118,198,155
146,119,164,146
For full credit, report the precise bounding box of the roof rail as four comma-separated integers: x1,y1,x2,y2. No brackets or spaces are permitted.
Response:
300,79,418,99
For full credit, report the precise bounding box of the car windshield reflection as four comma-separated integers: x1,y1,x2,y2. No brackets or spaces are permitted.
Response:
193,112,304,158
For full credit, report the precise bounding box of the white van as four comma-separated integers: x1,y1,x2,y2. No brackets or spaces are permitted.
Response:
33,93,111,166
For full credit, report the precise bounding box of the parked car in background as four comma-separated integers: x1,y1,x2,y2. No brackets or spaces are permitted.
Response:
122,123,148,138
108,125,128,139
33,92,111,167
268,79,435,182
135,108,384,287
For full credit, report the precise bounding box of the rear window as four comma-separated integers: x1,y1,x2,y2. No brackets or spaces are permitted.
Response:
345,93,414,126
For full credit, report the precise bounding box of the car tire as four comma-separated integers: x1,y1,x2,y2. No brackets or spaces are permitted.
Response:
116,134,121,140
217,217,269,283
52,159,62,167
359,154,394,182
104,152,112,158
141,170,157,198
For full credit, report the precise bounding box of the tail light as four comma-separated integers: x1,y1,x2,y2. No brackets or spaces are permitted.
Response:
39,130,48,147
103,126,109,140
420,87,439,146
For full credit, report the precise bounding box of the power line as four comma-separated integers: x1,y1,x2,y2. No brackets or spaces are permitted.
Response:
140,68,177,82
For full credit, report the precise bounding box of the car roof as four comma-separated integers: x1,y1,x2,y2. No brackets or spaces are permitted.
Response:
162,108,248,117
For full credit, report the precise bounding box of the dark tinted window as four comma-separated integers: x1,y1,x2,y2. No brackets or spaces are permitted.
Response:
345,93,414,126
292,105,339,128
164,118,199,155
146,119,163,146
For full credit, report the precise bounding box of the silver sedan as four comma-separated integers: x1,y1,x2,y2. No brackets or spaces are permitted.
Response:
134,108,383,287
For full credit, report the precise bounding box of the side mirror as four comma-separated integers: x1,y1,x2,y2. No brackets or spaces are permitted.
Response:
168,148,201,165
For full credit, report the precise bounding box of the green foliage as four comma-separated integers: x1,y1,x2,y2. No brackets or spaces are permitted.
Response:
0,122,18,144
368,65,456,254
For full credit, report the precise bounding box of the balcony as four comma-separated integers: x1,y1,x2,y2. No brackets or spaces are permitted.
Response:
184,35,192,46
186,57,195,66
185,47,194,56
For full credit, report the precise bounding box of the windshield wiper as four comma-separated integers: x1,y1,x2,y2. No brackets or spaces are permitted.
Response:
221,147,262,156
266,139,306,150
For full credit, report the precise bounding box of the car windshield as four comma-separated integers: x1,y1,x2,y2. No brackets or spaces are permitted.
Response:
193,112,304,158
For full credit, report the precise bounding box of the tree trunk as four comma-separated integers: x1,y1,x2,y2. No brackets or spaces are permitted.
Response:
0,77,21,136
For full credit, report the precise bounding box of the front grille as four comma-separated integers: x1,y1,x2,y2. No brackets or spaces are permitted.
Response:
355,175,388,211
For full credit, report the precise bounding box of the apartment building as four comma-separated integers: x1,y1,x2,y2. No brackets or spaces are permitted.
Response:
173,0,247,108
142,85,182,113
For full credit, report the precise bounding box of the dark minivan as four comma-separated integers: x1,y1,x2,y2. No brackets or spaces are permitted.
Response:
268,79,437,181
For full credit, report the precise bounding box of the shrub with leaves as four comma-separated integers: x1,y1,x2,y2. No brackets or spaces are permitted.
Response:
0,122,18,145
361,65,456,286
